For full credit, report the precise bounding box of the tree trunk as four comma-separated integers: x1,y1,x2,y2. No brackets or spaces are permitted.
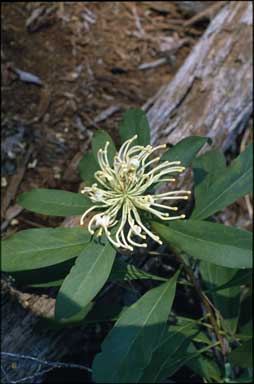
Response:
1,2,252,383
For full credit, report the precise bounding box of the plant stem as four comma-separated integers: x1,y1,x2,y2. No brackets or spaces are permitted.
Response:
173,249,226,357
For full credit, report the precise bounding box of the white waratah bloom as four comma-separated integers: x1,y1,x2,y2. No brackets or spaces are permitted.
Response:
80,135,191,251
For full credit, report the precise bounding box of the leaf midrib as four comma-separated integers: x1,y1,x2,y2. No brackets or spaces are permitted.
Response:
5,239,89,257
21,195,89,209
73,244,111,300
158,225,250,251
33,200,86,209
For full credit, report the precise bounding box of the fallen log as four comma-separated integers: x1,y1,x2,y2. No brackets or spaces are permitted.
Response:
145,1,252,149
1,2,252,382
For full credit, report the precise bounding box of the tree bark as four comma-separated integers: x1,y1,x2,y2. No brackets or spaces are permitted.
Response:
1,2,252,382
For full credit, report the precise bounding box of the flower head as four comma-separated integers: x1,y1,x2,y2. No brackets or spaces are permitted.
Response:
80,135,190,250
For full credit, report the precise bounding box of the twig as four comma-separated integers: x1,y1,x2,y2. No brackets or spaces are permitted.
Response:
244,194,253,221
1,365,12,384
173,249,226,357
1,146,33,218
184,1,227,26
2,365,55,384
1,352,92,373
138,58,167,70
94,105,121,124
1,204,23,232
240,125,251,153
132,3,145,37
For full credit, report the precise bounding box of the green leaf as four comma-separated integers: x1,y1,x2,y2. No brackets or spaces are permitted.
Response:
171,318,211,345
210,269,252,292
55,240,116,321
92,130,116,165
26,258,167,288
139,322,198,382
84,299,125,325
1,228,91,272
109,258,167,282
43,290,127,329
53,303,94,326
139,319,218,383
160,136,212,167
92,271,179,383
200,262,240,334
238,290,252,339
79,151,99,184
17,189,92,216
153,344,216,383
191,144,253,220
191,149,250,332
119,108,150,146
30,279,64,288
238,323,252,341
229,339,253,368
193,150,227,198
152,220,253,269
185,343,222,382
44,295,126,329
47,302,126,328
9,259,75,287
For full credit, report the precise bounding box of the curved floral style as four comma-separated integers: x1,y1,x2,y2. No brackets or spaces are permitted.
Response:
80,135,190,250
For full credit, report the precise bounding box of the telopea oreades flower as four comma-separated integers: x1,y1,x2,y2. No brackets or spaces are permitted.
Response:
80,135,190,251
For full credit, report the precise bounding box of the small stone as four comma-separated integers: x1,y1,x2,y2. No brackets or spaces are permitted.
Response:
7,150,16,159
10,219,19,226
1,177,7,187
55,133,65,143
27,159,38,169
53,166,61,179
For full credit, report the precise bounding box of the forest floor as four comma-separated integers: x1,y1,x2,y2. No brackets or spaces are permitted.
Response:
2,2,209,236
1,2,252,383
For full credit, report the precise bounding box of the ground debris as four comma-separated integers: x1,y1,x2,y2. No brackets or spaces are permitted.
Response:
13,67,43,85
138,58,167,70
1,146,33,219
183,1,226,26
94,106,121,124
26,4,58,32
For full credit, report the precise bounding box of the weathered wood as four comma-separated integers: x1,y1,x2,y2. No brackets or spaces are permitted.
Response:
1,277,92,383
145,1,253,150
1,2,252,383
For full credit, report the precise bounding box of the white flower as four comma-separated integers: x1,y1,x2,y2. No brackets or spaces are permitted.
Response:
80,135,191,251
